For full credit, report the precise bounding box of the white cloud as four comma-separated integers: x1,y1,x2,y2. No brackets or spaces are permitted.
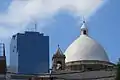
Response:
0,0,106,38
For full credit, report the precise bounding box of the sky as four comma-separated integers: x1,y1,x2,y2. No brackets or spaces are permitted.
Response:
0,0,119,66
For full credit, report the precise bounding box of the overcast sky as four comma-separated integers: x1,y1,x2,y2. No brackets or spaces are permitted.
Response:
0,0,119,65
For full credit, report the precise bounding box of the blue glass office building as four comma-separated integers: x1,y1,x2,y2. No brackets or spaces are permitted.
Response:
10,31,49,74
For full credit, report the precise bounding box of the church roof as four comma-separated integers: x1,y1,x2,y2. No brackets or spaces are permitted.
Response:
64,21,109,63
52,45,65,59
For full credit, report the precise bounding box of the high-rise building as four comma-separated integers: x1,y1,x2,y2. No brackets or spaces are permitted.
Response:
10,31,49,74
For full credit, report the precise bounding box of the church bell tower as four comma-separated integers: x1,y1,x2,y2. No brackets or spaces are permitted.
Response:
52,45,66,72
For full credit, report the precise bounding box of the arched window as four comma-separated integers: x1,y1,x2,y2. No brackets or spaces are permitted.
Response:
56,61,62,70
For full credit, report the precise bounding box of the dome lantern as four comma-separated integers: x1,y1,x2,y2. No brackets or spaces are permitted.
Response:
80,20,88,36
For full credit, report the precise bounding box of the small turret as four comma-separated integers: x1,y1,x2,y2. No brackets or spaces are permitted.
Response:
80,19,88,35
52,45,66,72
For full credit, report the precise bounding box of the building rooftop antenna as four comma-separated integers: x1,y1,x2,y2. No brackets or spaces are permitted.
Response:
34,21,37,32
32,18,38,32
31,17,38,32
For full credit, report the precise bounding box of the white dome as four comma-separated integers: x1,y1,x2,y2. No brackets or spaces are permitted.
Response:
65,35,109,63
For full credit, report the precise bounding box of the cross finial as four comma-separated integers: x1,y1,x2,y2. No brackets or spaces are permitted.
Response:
82,16,86,23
